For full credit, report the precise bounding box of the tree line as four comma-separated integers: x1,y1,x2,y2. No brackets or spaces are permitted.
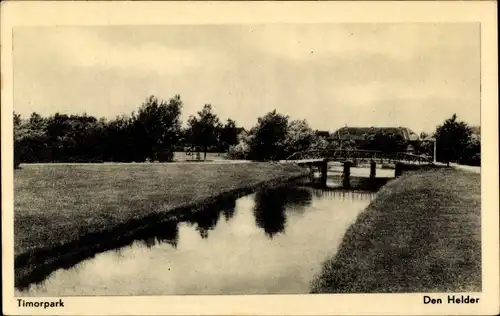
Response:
227,110,336,161
14,95,240,167
14,94,480,167
227,111,479,166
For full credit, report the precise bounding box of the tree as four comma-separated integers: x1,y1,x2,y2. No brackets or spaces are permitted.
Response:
134,95,183,162
414,132,433,157
283,119,316,157
361,131,406,153
186,104,221,160
103,115,140,162
227,130,251,160
434,114,472,166
12,95,187,164
14,112,23,168
45,113,74,162
464,132,481,166
226,112,337,161
13,112,21,126
310,135,331,152
18,112,51,162
219,118,239,152
247,110,289,161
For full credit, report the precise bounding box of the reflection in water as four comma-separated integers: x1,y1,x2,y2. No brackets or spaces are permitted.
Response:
17,185,376,296
222,203,236,222
152,220,179,248
185,197,236,239
253,190,286,238
190,207,221,239
253,186,313,238
317,189,377,201
136,220,179,248
281,186,313,212
139,236,157,249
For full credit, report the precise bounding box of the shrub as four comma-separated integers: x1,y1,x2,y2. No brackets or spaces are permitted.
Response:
226,142,249,160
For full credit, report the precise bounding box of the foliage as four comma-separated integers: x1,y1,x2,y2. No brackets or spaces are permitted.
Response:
226,143,250,160
459,127,480,166
226,130,251,160
359,131,406,153
104,115,141,162
15,96,479,166
14,112,50,164
415,132,433,158
283,120,316,157
13,94,245,165
337,138,357,151
14,112,24,168
228,111,339,161
13,95,185,165
186,104,221,160
245,110,289,161
434,114,475,165
135,95,183,162
218,119,240,152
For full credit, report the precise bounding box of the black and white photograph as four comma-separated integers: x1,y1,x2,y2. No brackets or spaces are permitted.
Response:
2,1,498,315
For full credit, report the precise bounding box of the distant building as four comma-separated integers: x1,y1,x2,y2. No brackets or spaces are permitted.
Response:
234,127,247,139
332,126,419,142
235,127,246,136
315,130,330,138
332,126,420,153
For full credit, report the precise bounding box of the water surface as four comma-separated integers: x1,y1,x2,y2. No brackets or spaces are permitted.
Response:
17,185,375,296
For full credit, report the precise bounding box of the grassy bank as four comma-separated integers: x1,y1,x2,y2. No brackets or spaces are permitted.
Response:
311,167,481,293
14,162,305,286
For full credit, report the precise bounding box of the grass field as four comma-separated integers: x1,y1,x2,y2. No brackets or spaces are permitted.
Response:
311,167,481,293
14,162,304,257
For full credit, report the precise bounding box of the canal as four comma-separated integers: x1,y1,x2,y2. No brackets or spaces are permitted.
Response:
16,179,378,296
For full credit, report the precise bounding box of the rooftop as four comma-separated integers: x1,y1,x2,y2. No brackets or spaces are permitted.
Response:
332,126,420,141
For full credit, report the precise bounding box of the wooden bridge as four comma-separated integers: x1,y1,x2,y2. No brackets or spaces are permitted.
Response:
280,149,434,188
284,149,432,165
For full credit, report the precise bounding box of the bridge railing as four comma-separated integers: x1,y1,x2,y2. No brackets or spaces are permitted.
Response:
285,149,432,164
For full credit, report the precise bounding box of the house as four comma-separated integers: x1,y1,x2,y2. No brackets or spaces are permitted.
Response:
314,130,331,138
331,126,420,153
332,126,419,141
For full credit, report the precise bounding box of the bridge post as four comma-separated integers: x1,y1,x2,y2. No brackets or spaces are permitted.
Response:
320,159,328,187
308,163,314,183
342,161,351,189
370,160,376,179
395,163,404,177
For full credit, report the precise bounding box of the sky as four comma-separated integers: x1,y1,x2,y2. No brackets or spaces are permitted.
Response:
13,23,480,134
